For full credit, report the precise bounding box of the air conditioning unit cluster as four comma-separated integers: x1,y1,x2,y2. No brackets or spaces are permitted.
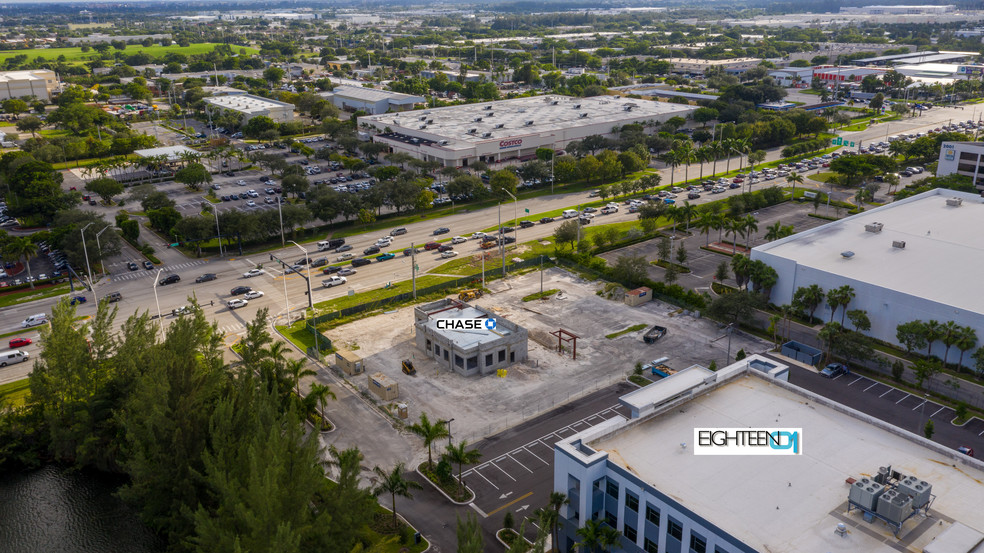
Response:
892,240,906,249
467,128,477,134
474,117,483,122
573,104,581,109
484,105,493,110
524,120,534,126
494,123,504,129
579,113,589,118
481,132,492,138
865,222,884,233
946,197,963,207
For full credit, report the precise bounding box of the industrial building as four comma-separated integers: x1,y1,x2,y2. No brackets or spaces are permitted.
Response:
751,189,984,357
413,298,528,377
204,93,295,124
359,95,695,167
812,65,887,85
840,4,956,14
664,57,762,76
937,141,984,190
554,355,984,553
0,70,57,101
321,85,424,114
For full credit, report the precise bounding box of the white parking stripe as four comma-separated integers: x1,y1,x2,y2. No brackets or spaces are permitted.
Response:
912,400,927,411
931,407,946,417
895,393,910,404
491,462,517,482
879,388,893,398
863,382,879,392
507,453,533,474
848,377,864,386
523,446,549,465
469,468,498,490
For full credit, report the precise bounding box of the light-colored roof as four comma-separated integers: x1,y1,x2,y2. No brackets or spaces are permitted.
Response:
752,188,984,317
619,365,713,413
326,85,424,105
588,374,984,553
423,305,511,348
0,70,54,82
204,93,293,114
361,95,694,148
663,57,762,66
133,145,199,161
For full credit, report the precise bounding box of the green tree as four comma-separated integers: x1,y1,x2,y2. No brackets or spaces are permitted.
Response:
85,176,124,204
912,358,943,388
174,163,212,191
321,446,378,551
611,255,649,285
714,260,729,283
923,419,935,440
282,174,310,198
792,284,825,322
148,206,182,235
408,412,449,469
263,66,286,85
15,114,42,138
656,235,671,261
554,219,580,250
2,98,27,119
372,462,423,527
847,309,871,333
445,440,482,497
457,513,484,553
896,320,928,355
575,519,605,553
242,115,279,139
3,236,38,288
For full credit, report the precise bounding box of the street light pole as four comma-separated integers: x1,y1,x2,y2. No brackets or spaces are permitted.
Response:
153,268,165,341
205,196,222,256
498,202,505,279
447,418,455,447
289,241,314,310
80,222,94,289
277,196,285,247
94,225,111,275
726,323,735,364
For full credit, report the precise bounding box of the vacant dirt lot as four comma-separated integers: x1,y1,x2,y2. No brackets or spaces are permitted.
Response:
326,267,768,444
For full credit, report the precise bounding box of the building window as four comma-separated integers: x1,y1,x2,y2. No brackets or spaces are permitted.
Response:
606,511,618,527
426,339,431,351
644,537,659,553
434,345,440,356
646,505,660,526
714,548,729,553
626,493,639,512
454,354,464,368
498,350,506,362
443,349,449,361
466,356,478,369
668,519,683,541
690,534,707,553
485,353,493,366
957,163,980,172
606,480,619,498
624,523,637,542
510,351,515,362
960,151,979,161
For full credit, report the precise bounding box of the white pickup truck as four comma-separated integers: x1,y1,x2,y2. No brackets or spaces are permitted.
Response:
601,205,618,214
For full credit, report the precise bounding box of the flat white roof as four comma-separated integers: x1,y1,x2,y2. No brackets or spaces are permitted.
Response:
134,145,199,161
753,188,984,317
423,305,511,349
0,70,54,82
361,95,694,147
327,85,424,105
619,365,713,412
589,375,984,553
204,93,293,114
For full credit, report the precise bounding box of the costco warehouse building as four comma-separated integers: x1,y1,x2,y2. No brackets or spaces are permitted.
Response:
357,95,695,167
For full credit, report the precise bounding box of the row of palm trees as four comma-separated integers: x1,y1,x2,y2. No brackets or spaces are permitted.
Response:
660,137,754,187
693,212,759,253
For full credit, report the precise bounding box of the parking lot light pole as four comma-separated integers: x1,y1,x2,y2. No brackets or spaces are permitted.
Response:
80,222,94,289
503,189,518,253
289,240,314,310
278,197,285,247
204,197,223,256
447,418,455,447
94,225,111,275
153,268,165,341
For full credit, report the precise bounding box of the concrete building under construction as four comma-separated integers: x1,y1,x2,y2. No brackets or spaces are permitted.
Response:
413,298,528,377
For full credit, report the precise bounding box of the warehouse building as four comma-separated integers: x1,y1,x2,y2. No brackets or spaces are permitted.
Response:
321,85,424,114
664,57,762,76
840,4,956,14
751,188,984,357
359,95,695,167
204,93,295,124
413,298,528,377
554,356,984,553
0,70,57,101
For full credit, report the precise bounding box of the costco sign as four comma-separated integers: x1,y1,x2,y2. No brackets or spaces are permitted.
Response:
499,139,523,150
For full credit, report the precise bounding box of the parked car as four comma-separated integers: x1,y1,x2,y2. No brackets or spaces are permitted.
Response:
323,276,347,288
127,262,138,271
244,290,264,300
227,298,248,309
230,286,252,295
143,261,154,270
820,363,848,378
8,338,32,348
243,268,264,278
195,273,217,283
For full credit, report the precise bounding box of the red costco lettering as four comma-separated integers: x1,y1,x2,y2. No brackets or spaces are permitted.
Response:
499,139,522,149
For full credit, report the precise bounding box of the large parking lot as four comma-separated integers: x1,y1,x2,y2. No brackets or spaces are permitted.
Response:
324,268,769,445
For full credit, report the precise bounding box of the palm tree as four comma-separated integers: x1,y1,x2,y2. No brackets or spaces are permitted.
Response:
826,288,842,323
723,137,737,173
599,525,621,552
786,172,804,196
710,140,724,176
4,236,37,289
286,357,316,398
733,137,750,171
675,141,697,184
307,382,336,430
764,221,783,242
547,492,569,551
372,462,423,527
940,320,961,366
728,218,745,254
955,326,978,372
924,320,944,358
445,440,482,497
678,201,697,232
714,213,727,243
827,285,856,324
696,212,715,246
408,412,449,469
665,205,679,237
796,284,825,323
661,149,680,186
696,146,711,182
575,519,605,553
742,214,758,251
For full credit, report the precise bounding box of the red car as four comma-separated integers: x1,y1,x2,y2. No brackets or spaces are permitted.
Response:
9,337,31,348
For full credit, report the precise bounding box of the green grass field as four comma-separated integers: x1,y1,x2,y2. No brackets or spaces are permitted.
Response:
0,43,259,64
0,379,30,407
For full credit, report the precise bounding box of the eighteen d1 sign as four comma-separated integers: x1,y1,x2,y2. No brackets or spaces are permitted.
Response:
693,428,802,455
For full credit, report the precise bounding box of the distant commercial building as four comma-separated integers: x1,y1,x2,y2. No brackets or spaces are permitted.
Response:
420,69,485,83
554,356,984,553
134,145,201,162
200,86,246,97
840,4,956,14
0,70,57,101
413,298,528,377
321,85,424,114
812,65,887,85
856,51,976,66
65,33,171,45
665,57,762,76
359,95,695,168
768,67,815,87
937,141,984,190
751,188,984,355
204,94,295,124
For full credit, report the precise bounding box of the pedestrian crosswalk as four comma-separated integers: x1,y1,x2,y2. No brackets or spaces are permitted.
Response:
111,260,209,281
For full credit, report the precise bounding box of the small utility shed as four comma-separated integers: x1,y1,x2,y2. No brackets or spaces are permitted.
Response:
334,349,364,376
368,372,399,401
625,287,652,307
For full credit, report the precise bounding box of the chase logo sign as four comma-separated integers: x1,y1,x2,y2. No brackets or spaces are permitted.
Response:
499,139,523,149
435,317,497,331
694,428,802,456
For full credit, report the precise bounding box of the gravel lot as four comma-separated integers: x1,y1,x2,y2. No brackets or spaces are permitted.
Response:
326,267,769,444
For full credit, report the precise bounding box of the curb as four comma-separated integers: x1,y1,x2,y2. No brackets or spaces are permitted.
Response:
496,528,532,550
414,463,475,506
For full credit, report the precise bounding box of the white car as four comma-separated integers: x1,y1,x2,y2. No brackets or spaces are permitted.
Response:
470,232,487,240
322,276,347,288
228,298,248,309
243,268,264,278
451,236,467,244
376,237,393,247
37,273,48,280
441,250,458,258
244,290,264,300
237,180,246,186
246,200,256,207
336,253,354,261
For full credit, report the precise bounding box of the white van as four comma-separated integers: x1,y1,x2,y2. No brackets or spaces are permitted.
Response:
562,209,579,219
887,135,900,142
21,313,47,328
0,350,29,367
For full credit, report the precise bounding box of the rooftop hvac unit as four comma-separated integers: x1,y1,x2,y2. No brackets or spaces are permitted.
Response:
481,132,492,138
573,104,581,109
487,112,494,117
892,240,906,249
841,251,855,258
551,100,559,105
946,197,963,207
876,489,899,518
419,125,427,129
494,123,504,129
624,105,633,111
848,479,884,511
485,105,493,110
898,476,932,508
865,222,884,233
438,140,449,145
875,465,892,484
427,119,434,124
525,120,534,126
878,490,912,524
419,115,427,121
467,128,477,134
474,117,483,122
579,113,589,118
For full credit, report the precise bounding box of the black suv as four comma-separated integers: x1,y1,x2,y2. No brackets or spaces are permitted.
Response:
351,258,372,267
195,273,217,283
230,286,251,295
363,245,380,255
519,220,535,229
127,262,138,271
159,274,181,285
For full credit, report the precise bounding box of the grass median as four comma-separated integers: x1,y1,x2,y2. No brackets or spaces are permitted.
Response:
0,282,72,309
0,379,30,407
